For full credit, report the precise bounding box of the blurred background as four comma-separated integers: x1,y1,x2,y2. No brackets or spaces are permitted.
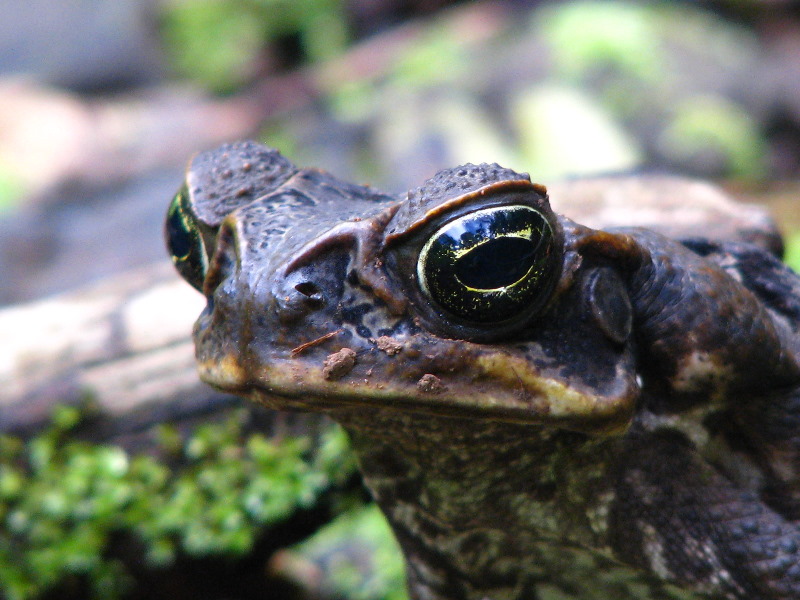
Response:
2,0,800,305
2,0,800,598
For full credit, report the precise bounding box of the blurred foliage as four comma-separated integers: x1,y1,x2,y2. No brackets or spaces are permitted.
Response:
532,1,767,180
389,29,468,90
292,504,408,600
0,405,402,600
658,96,766,180
159,0,349,93
541,2,664,85
784,232,800,273
0,164,27,213
511,84,642,179
253,1,773,185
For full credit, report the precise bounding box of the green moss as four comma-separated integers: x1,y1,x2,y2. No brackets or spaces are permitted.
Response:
0,406,358,599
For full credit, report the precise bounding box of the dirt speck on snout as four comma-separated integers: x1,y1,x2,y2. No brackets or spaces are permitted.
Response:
322,348,357,380
417,373,445,394
374,335,403,356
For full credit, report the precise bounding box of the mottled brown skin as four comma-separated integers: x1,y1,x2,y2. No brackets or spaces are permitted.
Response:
166,141,800,600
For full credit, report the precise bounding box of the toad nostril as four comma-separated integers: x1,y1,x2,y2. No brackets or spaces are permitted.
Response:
294,281,325,309
275,272,327,323
295,281,320,297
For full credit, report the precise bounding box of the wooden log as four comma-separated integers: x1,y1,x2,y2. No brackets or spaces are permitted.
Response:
0,262,243,441
547,176,783,256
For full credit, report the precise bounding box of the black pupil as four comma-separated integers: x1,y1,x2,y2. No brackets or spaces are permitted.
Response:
454,237,537,289
166,202,192,259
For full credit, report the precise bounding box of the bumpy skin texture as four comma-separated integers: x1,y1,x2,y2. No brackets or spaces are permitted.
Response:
167,142,800,600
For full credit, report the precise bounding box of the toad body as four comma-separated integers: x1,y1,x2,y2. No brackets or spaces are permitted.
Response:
166,142,800,600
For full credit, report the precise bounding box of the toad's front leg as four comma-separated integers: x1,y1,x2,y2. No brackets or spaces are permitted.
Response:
612,426,800,600
606,235,800,599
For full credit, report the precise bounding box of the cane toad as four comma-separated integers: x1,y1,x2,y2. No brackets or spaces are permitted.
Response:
166,141,800,600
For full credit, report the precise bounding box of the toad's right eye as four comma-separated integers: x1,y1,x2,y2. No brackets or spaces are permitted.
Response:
417,204,558,324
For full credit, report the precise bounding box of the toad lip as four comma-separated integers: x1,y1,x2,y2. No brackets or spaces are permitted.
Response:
195,341,638,434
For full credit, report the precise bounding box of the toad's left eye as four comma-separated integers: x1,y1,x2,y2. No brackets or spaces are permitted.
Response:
165,184,208,291
418,205,557,323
